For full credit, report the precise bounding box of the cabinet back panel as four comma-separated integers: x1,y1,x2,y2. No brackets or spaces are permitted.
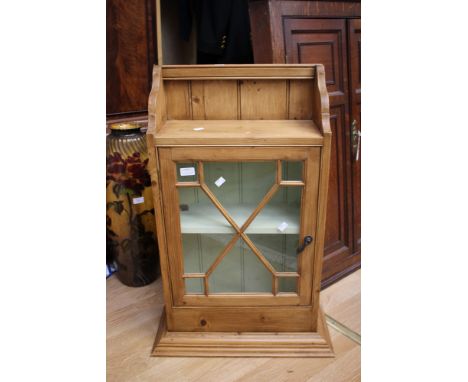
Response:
191,80,238,119
163,79,315,120
289,80,314,119
240,80,288,119
165,80,191,119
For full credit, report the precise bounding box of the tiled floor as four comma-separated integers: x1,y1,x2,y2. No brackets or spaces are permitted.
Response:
107,270,361,381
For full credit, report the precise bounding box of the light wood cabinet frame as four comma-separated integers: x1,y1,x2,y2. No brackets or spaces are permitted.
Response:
147,64,333,357
160,146,320,308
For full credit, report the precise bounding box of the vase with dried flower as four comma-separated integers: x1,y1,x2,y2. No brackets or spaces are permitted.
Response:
106,122,158,286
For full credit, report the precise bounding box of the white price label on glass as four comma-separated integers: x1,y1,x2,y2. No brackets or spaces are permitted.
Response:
215,176,226,187
277,222,288,232
180,167,196,177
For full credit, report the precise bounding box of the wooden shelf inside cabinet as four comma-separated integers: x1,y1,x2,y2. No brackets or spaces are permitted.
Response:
147,64,333,357
155,120,323,146
180,203,300,234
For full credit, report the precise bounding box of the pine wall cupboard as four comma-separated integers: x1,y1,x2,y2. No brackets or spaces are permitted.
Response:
147,64,334,357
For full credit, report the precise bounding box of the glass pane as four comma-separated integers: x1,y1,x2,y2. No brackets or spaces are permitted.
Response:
176,162,198,182
204,162,276,226
178,185,237,293
209,238,272,293
183,235,240,295
279,277,297,293
185,278,203,294
245,186,302,234
177,160,304,297
182,233,234,273
178,187,235,234
248,234,299,272
282,161,303,181
246,185,301,292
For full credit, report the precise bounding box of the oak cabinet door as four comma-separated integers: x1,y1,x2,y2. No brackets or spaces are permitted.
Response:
159,147,321,319
348,18,361,256
283,18,356,282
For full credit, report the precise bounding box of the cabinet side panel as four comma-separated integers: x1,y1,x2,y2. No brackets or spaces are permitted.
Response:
298,147,321,307
311,133,332,324
146,137,174,326
148,66,167,133
159,148,186,307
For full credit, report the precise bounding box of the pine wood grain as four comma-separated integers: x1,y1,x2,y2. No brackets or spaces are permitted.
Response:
310,64,332,325
146,64,333,352
156,146,322,329
107,270,360,381
158,147,186,308
151,306,333,357
145,66,174,324
161,65,316,80
191,80,239,120
165,80,191,119
154,119,323,146
240,80,288,119
299,147,322,310
289,79,314,120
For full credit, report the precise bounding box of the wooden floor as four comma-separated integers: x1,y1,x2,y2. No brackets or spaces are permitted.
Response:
107,270,360,381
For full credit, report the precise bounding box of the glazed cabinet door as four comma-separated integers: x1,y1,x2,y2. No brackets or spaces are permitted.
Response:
158,147,322,310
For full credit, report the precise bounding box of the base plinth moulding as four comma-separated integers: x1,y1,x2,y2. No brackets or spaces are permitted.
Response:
151,306,334,358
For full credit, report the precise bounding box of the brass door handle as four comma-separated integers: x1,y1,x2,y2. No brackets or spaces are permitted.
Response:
351,120,361,161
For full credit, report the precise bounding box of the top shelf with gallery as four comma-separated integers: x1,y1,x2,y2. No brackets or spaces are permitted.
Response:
148,64,331,143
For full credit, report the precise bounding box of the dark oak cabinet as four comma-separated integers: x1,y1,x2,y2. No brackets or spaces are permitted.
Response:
106,0,158,118
248,0,361,287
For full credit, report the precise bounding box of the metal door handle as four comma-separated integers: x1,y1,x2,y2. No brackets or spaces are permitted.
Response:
296,235,313,254
351,120,361,161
